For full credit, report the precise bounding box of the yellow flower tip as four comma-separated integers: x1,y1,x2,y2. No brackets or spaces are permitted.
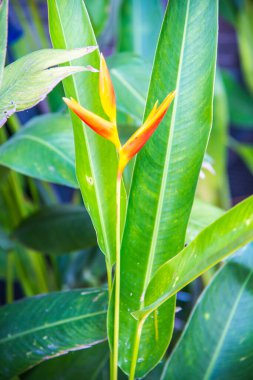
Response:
145,100,159,123
99,53,117,123
62,97,70,105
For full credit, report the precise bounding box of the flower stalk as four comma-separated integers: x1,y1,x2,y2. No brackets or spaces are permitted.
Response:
63,53,175,380
113,171,122,380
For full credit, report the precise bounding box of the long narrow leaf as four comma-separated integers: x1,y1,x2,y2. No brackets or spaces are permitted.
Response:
161,244,253,380
48,0,126,267
134,195,253,320
111,0,218,376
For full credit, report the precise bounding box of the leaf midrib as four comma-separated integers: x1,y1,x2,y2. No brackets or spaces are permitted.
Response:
0,309,106,344
203,268,253,380
141,0,191,301
1,134,75,168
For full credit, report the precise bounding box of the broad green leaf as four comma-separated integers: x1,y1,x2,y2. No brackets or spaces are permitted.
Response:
222,70,253,128
186,200,224,243
13,205,97,255
0,0,8,87
22,342,109,380
237,0,253,95
118,0,163,61
0,288,107,379
0,47,96,127
134,195,253,320
197,70,230,209
0,113,77,187
23,341,163,380
109,53,151,123
113,0,218,376
48,0,127,267
161,244,253,380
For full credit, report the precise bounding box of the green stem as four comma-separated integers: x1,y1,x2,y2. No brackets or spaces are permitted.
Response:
112,173,122,380
106,257,113,379
129,318,146,380
106,258,112,297
8,114,21,133
27,177,40,207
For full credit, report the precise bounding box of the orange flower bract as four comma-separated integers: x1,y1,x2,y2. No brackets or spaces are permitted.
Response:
63,52,175,176
118,91,176,175
63,96,120,149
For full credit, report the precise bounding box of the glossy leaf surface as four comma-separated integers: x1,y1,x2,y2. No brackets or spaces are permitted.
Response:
0,47,95,127
134,195,253,319
162,244,253,380
0,113,77,187
48,0,126,266
114,0,218,376
0,288,107,379
13,205,97,255
0,0,8,87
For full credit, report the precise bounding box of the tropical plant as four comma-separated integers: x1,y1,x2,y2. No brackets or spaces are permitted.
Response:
0,1,252,380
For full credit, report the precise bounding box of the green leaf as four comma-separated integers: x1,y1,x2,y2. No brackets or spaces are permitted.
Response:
134,195,253,320
0,0,8,87
186,199,224,243
0,47,96,127
0,113,77,187
113,0,218,377
12,204,97,255
118,0,163,61
161,243,253,380
48,0,127,267
0,288,107,379
22,342,109,380
222,70,253,128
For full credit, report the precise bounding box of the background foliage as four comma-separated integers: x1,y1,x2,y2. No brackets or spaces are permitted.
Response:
0,0,252,379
